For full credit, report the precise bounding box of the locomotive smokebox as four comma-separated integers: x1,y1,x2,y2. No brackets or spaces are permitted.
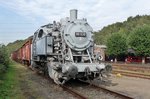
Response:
70,9,77,21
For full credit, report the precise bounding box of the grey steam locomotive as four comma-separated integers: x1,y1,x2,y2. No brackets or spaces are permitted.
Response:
31,9,112,84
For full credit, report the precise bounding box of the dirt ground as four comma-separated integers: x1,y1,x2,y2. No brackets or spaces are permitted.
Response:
93,75,150,99
14,63,76,99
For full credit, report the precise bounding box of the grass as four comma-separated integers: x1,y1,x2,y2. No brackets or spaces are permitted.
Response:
0,61,21,99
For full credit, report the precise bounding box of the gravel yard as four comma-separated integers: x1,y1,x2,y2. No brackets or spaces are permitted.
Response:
15,64,76,99
93,75,150,99
14,63,150,99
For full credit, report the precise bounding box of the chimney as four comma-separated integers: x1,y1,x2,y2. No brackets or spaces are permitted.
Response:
70,9,77,21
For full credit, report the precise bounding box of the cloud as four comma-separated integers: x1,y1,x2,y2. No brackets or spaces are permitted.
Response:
0,0,150,30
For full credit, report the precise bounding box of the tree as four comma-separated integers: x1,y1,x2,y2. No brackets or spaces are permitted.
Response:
106,33,127,62
128,26,150,63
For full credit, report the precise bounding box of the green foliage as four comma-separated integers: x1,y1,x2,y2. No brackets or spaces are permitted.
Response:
106,33,127,58
0,37,27,98
0,39,25,74
0,62,18,98
0,44,9,73
128,26,150,56
94,15,150,45
6,40,25,56
0,64,7,74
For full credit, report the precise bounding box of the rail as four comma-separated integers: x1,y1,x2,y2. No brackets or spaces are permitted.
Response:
60,85,88,99
113,70,150,80
79,81,133,99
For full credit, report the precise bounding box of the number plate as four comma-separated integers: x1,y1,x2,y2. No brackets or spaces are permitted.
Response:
75,32,86,37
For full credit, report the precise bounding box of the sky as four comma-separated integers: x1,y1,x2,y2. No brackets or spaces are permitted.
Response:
0,0,150,45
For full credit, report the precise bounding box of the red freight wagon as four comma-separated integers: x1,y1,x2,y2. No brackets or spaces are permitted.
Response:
17,48,23,63
22,38,32,65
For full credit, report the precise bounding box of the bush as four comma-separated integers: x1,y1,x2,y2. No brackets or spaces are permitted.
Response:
0,44,9,73
0,64,7,74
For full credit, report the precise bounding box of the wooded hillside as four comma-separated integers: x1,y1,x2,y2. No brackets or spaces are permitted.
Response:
6,40,25,55
94,15,150,45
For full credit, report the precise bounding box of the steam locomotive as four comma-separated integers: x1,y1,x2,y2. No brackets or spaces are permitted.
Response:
12,9,112,84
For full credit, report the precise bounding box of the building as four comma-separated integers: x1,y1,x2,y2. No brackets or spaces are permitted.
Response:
94,45,107,61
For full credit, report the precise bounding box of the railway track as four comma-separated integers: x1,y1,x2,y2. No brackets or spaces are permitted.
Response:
111,63,150,79
61,80,133,99
23,65,86,99
113,70,150,80
60,85,88,99
112,63,150,70
90,84,132,99
22,63,133,99
113,66,150,73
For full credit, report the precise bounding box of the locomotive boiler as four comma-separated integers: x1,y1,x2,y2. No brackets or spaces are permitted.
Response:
31,9,112,84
